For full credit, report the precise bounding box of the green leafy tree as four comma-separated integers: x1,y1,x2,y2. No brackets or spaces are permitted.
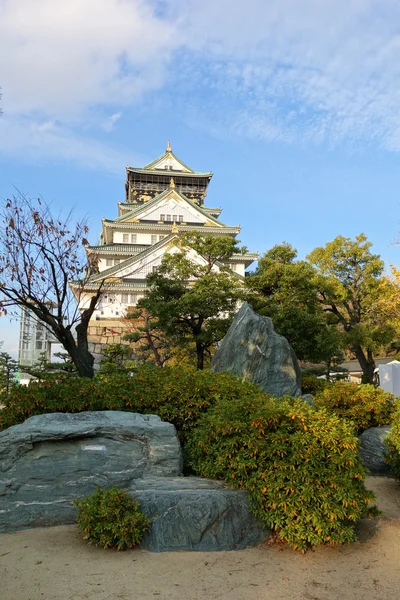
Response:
139,233,243,370
19,351,78,381
123,309,172,367
98,344,134,374
307,234,398,384
246,243,343,365
0,351,18,394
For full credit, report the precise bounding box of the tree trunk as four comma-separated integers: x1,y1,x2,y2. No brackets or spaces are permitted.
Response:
354,345,375,384
196,340,204,370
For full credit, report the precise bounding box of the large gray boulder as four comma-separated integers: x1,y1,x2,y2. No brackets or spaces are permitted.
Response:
0,411,268,551
211,303,302,397
132,477,269,551
0,411,182,532
358,426,392,474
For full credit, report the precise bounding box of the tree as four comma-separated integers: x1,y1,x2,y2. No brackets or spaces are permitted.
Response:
307,234,398,384
0,351,18,394
246,243,343,365
0,194,106,378
139,233,243,370
99,344,134,374
123,309,172,367
19,351,78,381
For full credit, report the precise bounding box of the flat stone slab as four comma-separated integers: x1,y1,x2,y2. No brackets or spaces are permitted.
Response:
0,411,182,532
131,477,270,552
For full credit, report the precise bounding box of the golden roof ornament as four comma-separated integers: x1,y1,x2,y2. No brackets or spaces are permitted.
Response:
171,222,179,234
169,177,175,188
166,140,172,152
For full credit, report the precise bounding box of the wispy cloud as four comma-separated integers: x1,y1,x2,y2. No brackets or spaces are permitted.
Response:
0,117,131,173
2,0,400,164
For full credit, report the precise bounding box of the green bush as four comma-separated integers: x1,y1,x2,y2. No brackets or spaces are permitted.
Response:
0,366,262,443
187,395,376,552
301,374,331,395
74,487,150,550
313,381,396,433
385,406,400,480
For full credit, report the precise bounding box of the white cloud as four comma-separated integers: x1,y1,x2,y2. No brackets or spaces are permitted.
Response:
2,0,400,162
0,0,177,119
0,117,132,173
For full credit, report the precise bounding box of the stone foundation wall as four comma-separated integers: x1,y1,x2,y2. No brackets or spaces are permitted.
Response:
87,318,131,365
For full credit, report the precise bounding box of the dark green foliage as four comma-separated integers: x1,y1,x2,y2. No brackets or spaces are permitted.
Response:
139,233,243,369
246,243,343,364
74,487,150,550
0,351,18,394
99,344,134,374
0,366,262,442
314,382,397,434
384,406,400,480
301,375,332,395
187,395,376,552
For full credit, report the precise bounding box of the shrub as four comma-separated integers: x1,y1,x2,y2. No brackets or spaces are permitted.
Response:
0,366,262,443
301,374,331,395
385,406,400,480
74,487,150,550
313,382,396,433
187,395,376,552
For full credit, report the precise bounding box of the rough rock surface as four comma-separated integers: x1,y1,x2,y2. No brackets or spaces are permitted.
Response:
0,412,268,551
131,477,269,552
358,426,392,474
211,302,302,397
301,394,315,406
0,411,182,533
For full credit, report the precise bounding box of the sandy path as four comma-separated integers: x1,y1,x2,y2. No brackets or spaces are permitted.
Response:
1,476,400,600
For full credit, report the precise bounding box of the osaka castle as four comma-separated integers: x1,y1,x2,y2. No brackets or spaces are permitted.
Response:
72,143,257,335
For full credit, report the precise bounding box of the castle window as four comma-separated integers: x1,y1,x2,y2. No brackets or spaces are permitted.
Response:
131,234,137,243
166,214,171,221
151,235,157,244
121,293,129,304
179,215,183,222
130,294,138,304
36,341,43,350
152,266,158,272
123,233,129,243
106,258,113,266
159,235,165,241
160,214,165,221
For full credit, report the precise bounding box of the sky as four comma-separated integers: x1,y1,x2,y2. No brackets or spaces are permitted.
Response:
1,0,400,355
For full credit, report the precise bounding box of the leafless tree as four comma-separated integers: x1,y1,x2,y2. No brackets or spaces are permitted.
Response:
0,193,106,377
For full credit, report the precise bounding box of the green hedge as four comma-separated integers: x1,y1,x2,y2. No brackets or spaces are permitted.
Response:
187,395,376,552
0,366,262,443
385,405,400,480
313,382,396,433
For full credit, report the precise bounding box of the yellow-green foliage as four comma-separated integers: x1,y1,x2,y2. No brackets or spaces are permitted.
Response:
74,488,150,550
385,405,400,480
187,395,376,552
0,366,262,443
314,382,396,433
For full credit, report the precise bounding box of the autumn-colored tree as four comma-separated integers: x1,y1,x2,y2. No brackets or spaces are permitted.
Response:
308,234,398,383
0,194,106,378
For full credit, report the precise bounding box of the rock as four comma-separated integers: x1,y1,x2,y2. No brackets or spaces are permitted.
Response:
0,411,182,533
358,426,392,474
211,303,302,397
131,477,270,552
301,394,315,406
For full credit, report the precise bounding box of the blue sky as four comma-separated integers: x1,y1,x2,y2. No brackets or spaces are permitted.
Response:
1,0,400,355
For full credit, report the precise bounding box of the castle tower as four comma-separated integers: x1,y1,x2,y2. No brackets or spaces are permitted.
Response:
70,144,257,356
